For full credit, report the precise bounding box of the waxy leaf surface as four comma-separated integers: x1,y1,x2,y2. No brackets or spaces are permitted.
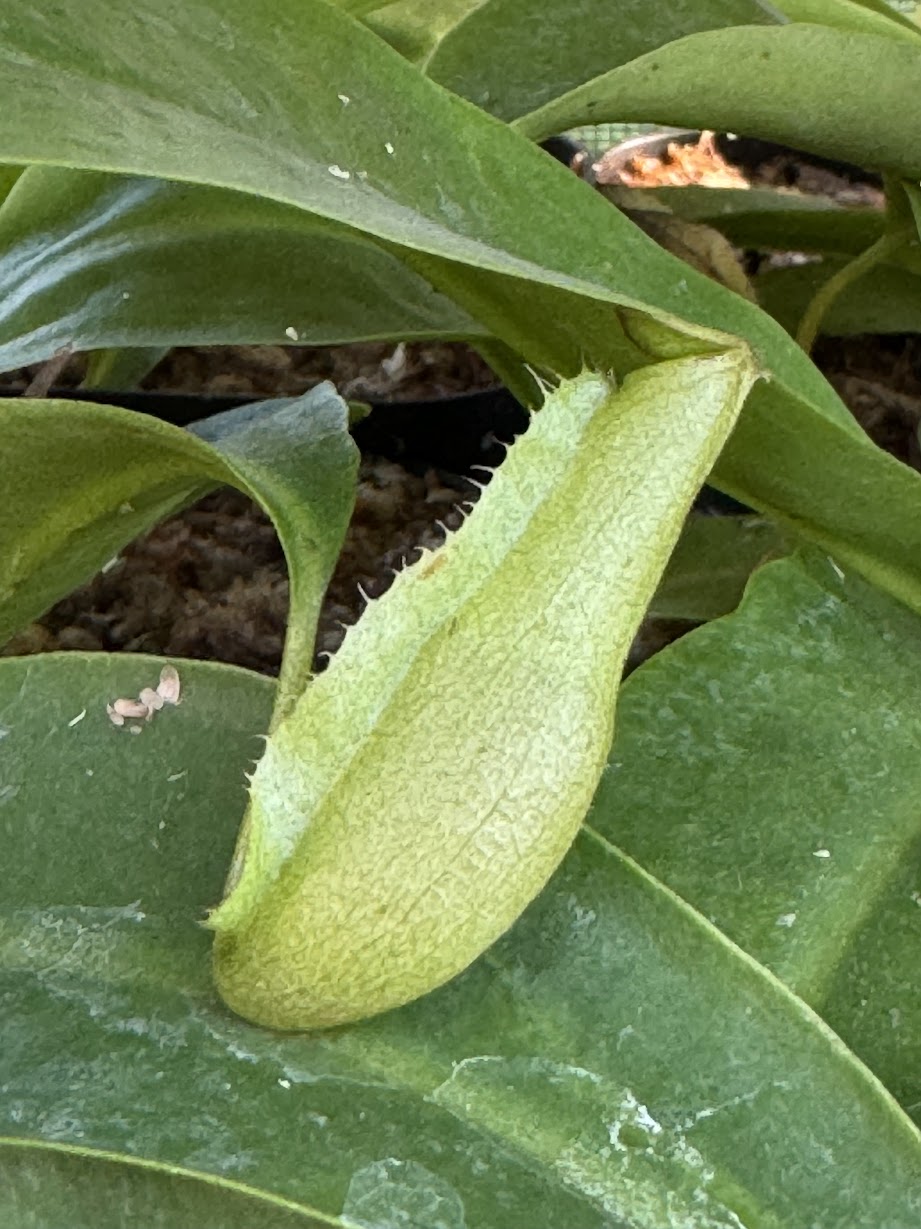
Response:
2,652,920,1226
593,554,921,1120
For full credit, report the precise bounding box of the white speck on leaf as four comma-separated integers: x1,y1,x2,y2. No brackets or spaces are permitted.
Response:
813,848,831,859
617,1024,635,1049
911,891,921,907
337,92,350,105
776,912,797,928
328,164,350,179
277,1078,291,1090
106,704,125,727
167,770,187,783
67,709,87,727
285,326,299,341
384,141,394,155
117,502,134,515
128,725,143,736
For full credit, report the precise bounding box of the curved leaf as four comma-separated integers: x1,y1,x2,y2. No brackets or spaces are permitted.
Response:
590,554,921,1119
515,24,921,179
0,166,482,372
421,0,779,122
3,1,921,620
0,386,357,706
0,0,825,397
3,652,921,1226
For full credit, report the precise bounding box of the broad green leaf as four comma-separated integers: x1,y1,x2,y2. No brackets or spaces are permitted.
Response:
0,166,483,372
756,258,921,335
0,387,357,706
515,25,921,179
0,0,826,402
210,355,759,1030
3,0,921,620
3,652,921,1226
591,553,921,1119
421,0,780,122
0,25,854,390
650,513,786,621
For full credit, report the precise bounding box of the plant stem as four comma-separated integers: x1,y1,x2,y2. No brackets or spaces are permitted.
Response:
796,229,910,354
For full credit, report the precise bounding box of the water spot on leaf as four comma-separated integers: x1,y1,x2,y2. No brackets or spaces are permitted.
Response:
430,1058,747,1228
342,1158,466,1229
